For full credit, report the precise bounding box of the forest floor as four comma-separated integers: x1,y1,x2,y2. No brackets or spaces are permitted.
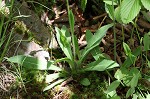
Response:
0,0,150,99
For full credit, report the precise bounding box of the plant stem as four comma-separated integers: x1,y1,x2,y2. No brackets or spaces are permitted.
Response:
112,0,116,61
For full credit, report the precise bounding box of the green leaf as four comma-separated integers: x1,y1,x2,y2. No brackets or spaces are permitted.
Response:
68,10,75,34
103,0,118,5
87,23,113,50
47,61,62,71
122,46,142,67
45,73,61,83
143,32,150,51
130,68,141,88
85,58,119,71
81,0,87,11
105,4,114,20
123,42,131,56
121,0,141,24
126,87,135,98
7,55,62,71
85,30,93,44
80,24,113,63
141,0,150,11
43,78,66,91
141,11,150,22
114,6,122,23
114,69,123,81
106,80,120,93
55,27,73,60
91,46,102,60
73,35,80,58
80,78,90,86
61,26,71,41
119,67,141,87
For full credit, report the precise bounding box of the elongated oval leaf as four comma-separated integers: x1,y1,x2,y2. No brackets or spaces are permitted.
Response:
141,0,150,11
84,58,119,71
43,78,66,91
80,24,113,63
122,46,142,67
130,68,141,88
121,0,141,24
73,35,80,58
7,55,62,71
46,73,61,83
123,42,131,56
55,27,73,60
87,23,113,48
68,10,74,34
105,4,114,20
106,80,120,93
126,87,135,98
86,30,93,44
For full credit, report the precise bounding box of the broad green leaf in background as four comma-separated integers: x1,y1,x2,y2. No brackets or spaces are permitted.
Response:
141,0,150,11
81,0,87,11
84,58,119,71
80,78,91,86
103,0,118,5
114,6,122,23
80,24,113,63
55,27,73,60
7,55,62,71
141,11,150,23
121,0,141,24
106,80,120,93
43,78,66,91
143,32,150,51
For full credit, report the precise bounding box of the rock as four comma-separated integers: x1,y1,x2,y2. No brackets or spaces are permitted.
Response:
13,1,51,46
6,1,59,61
24,41,50,61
